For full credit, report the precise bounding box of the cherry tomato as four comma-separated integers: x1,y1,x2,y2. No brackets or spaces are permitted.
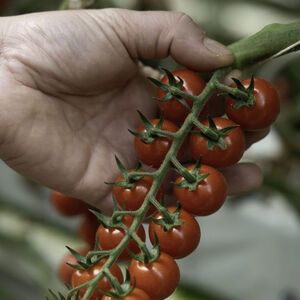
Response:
149,207,200,259
157,69,206,125
50,191,88,216
135,119,184,168
78,212,99,247
174,164,228,216
58,247,90,284
101,288,151,300
189,117,245,168
112,174,162,216
128,252,180,300
225,78,280,130
97,216,146,260
71,259,123,299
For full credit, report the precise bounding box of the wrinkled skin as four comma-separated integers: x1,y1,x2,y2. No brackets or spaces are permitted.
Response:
0,9,262,211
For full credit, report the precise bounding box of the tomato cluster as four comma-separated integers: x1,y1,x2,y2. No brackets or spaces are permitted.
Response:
51,69,280,300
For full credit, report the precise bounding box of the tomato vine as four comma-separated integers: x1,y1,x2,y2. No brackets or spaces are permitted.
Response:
50,17,300,300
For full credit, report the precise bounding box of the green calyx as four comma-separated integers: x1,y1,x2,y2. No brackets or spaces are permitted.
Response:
148,68,191,110
105,156,143,189
175,161,209,192
228,77,256,109
129,238,161,265
192,116,239,150
101,268,134,299
152,205,183,231
129,112,170,144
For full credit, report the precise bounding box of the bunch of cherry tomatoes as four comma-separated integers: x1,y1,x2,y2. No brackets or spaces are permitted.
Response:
52,69,280,300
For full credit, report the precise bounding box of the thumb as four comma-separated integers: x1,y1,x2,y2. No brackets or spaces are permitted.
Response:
103,9,234,71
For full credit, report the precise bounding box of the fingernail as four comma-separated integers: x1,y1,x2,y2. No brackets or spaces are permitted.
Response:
203,37,233,58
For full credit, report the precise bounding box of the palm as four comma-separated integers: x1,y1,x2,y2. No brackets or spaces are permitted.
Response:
0,11,156,206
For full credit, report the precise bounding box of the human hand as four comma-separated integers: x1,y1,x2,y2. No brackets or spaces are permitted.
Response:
0,9,262,211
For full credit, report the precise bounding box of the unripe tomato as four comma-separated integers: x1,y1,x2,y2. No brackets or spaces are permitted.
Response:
71,259,123,299
50,191,88,216
149,207,200,259
112,174,162,216
174,164,228,216
157,69,206,125
101,288,151,300
189,117,245,168
135,119,184,168
97,216,146,260
225,78,280,130
128,252,180,300
58,247,90,284
78,212,99,247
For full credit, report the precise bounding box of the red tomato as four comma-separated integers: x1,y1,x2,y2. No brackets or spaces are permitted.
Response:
225,78,280,130
135,119,184,168
50,191,88,216
101,288,151,300
58,247,90,284
174,164,228,216
189,117,245,168
157,69,206,125
128,252,180,300
97,216,146,260
112,174,162,216
78,212,99,247
149,207,200,259
71,259,123,299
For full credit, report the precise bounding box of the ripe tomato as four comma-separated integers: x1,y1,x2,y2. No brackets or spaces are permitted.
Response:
174,164,228,216
78,212,99,247
71,259,123,299
149,207,200,259
97,216,146,260
225,78,280,130
189,117,245,168
50,191,88,216
101,288,151,300
128,252,180,300
135,119,184,168
58,247,90,284
157,69,206,125
112,175,162,216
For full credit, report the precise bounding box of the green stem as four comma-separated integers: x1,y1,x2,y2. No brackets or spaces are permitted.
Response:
214,81,248,100
149,196,173,224
229,22,300,69
131,232,151,258
192,119,219,141
171,157,196,183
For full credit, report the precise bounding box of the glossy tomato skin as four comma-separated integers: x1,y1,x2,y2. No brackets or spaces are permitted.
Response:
71,259,123,299
189,117,246,168
225,78,280,130
149,207,200,259
174,164,228,216
135,119,184,168
97,216,146,260
50,191,88,216
128,252,180,300
112,175,162,216
78,212,99,247
58,247,90,284
101,288,151,300
157,69,206,125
